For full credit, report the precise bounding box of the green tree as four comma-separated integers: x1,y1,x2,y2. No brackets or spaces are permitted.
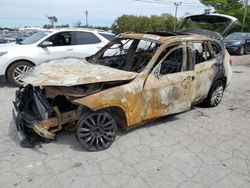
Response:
162,13,176,31
75,20,82,27
43,24,52,29
199,0,250,32
111,14,176,34
200,0,244,15
47,16,58,28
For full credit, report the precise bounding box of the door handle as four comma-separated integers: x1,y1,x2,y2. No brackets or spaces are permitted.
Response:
97,46,102,49
66,48,73,51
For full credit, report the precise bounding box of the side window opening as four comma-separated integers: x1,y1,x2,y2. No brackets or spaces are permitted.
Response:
103,39,131,57
46,32,71,46
193,42,212,64
159,47,185,75
210,42,221,56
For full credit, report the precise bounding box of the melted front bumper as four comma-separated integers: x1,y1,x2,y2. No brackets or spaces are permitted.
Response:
12,85,81,148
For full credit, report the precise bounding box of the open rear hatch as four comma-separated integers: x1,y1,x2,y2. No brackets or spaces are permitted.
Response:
179,13,237,40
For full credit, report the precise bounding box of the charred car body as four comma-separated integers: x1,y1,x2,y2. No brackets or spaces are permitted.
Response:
13,14,235,151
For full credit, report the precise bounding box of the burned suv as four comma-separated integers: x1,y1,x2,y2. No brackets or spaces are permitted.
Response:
13,14,234,151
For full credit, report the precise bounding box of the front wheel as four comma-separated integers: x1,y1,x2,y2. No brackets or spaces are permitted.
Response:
6,61,34,87
238,46,245,56
76,111,117,151
203,80,224,107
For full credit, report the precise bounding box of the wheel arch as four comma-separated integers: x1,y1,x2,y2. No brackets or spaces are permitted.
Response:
5,59,35,79
99,106,128,130
213,76,227,89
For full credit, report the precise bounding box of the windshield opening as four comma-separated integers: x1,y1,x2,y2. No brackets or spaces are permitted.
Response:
88,38,160,73
21,31,50,45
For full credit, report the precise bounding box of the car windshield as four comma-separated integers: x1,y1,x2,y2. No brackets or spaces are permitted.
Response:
88,38,160,73
98,33,116,41
224,33,246,40
21,31,50,45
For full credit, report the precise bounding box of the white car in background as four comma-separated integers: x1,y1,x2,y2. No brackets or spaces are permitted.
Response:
0,28,115,86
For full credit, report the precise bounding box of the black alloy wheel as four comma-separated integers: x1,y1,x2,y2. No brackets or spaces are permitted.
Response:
76,111,117,151
203,80,224,107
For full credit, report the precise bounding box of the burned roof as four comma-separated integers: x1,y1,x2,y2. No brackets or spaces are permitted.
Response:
121,32,215,44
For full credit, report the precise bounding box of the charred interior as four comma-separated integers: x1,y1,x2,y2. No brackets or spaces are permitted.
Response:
88,38,160,73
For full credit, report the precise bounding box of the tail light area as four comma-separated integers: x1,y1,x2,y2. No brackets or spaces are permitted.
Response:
229,57,232,65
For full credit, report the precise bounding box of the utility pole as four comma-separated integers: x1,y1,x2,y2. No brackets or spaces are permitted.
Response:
84,10,88,27
174,2,182,32
242,0,249,32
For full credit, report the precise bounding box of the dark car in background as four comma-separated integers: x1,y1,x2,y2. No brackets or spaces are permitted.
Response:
222,32,250,55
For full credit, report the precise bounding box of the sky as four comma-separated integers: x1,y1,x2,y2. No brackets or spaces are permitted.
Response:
0,0,208,28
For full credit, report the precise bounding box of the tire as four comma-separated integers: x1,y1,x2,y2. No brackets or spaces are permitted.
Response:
76,111,117,151
203,80,224,107
238,46,245,56
6,61,34,87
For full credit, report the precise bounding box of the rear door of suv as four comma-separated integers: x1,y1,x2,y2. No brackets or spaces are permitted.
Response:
190,41,221,103
70,31,107,58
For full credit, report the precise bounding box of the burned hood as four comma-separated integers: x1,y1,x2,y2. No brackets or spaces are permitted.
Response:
179,13,237,39
22,58,138,86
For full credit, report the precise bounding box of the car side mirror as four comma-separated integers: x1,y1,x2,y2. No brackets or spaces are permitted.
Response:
40,41,53,48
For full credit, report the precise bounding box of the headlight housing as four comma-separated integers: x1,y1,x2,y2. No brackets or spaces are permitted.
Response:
0,52,8,57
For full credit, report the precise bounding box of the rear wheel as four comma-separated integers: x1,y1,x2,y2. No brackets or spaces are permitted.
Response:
6,61,34,87
203,80,224,107
76,111,117,151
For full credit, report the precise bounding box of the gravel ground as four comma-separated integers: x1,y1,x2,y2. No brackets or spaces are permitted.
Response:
0,55,250,188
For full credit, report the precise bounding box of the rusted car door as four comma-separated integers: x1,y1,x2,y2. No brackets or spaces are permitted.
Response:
141,45,195,121
190,41,217,103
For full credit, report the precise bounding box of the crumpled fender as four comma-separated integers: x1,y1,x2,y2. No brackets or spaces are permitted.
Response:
73,82,143,127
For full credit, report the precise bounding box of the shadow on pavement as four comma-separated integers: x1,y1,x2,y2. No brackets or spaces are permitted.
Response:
8,113,181,152
0,75,14,88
